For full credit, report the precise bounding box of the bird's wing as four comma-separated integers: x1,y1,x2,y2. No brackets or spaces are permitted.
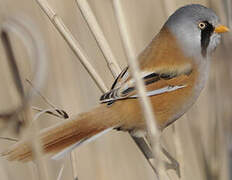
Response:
110,66,129,90
100,65,192,103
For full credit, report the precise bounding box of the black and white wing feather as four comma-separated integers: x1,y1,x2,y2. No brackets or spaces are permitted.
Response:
100,66,192,104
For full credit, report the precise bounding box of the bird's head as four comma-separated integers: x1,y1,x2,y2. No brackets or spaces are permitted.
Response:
164,4,229,60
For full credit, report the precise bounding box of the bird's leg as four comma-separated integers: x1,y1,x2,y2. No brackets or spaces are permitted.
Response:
131,135,158,176
130,134,180,178
161,146,181,178
131,135,153,160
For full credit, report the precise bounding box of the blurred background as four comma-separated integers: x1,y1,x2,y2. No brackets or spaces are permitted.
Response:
0,0,231,179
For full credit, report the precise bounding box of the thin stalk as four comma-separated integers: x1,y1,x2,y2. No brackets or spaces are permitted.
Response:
113,0,167,179
0,18,50,180
35,0,108,93
75,0,122,78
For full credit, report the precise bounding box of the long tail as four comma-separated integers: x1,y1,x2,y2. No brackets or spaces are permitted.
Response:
1,104,120,162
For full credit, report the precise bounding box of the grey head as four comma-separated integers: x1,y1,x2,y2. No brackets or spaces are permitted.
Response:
164,4,225,61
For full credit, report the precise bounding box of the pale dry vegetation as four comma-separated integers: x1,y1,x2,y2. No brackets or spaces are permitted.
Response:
0,0,231,180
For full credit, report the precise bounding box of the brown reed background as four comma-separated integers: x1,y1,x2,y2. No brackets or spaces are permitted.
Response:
0,0,232,179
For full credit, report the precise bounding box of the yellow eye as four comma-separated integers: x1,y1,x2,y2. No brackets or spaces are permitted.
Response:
198,22,206,29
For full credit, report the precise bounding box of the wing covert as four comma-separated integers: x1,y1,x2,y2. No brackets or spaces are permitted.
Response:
100,65,192,104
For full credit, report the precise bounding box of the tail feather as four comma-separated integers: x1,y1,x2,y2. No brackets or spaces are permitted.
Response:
1,105,119,162
52,127,114,160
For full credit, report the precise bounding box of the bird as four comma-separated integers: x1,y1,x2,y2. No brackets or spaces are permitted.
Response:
2,4,229,162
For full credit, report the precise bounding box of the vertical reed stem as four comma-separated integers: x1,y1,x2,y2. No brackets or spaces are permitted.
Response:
113,0,167,179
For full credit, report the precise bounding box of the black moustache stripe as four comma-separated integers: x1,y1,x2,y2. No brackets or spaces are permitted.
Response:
201,21,214,57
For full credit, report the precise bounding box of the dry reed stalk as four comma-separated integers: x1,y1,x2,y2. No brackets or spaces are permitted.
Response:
161,2,184,178
27,79,69,119
0,18,47,111
35,0,108,93
0,137,18,142
33,1,111,179
73,1,122,177
74,0,159,164
75,0,122,77
26,110,51,180
224,0,232,28
1,17,50,180
56,164,64,180
171,125,183,176
33,1,114,179
32,106,68,119
113,0,167,179
33,1,109,179
73,1,167,177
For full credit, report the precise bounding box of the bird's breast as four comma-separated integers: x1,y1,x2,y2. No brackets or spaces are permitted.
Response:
154,61,210,129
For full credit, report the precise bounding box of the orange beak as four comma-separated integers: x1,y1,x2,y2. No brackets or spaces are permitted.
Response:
214,25,229,33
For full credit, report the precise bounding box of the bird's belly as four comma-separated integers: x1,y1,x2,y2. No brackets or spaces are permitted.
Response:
149,85,195,129
116,85,198,132
153,79,207,129
152,66,208,129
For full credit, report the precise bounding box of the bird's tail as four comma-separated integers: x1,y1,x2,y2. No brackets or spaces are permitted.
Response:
1,104,120,162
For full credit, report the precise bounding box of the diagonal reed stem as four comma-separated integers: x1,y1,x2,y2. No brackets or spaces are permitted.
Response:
35,0,108,93
75,0,122,78
113,0,167,179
